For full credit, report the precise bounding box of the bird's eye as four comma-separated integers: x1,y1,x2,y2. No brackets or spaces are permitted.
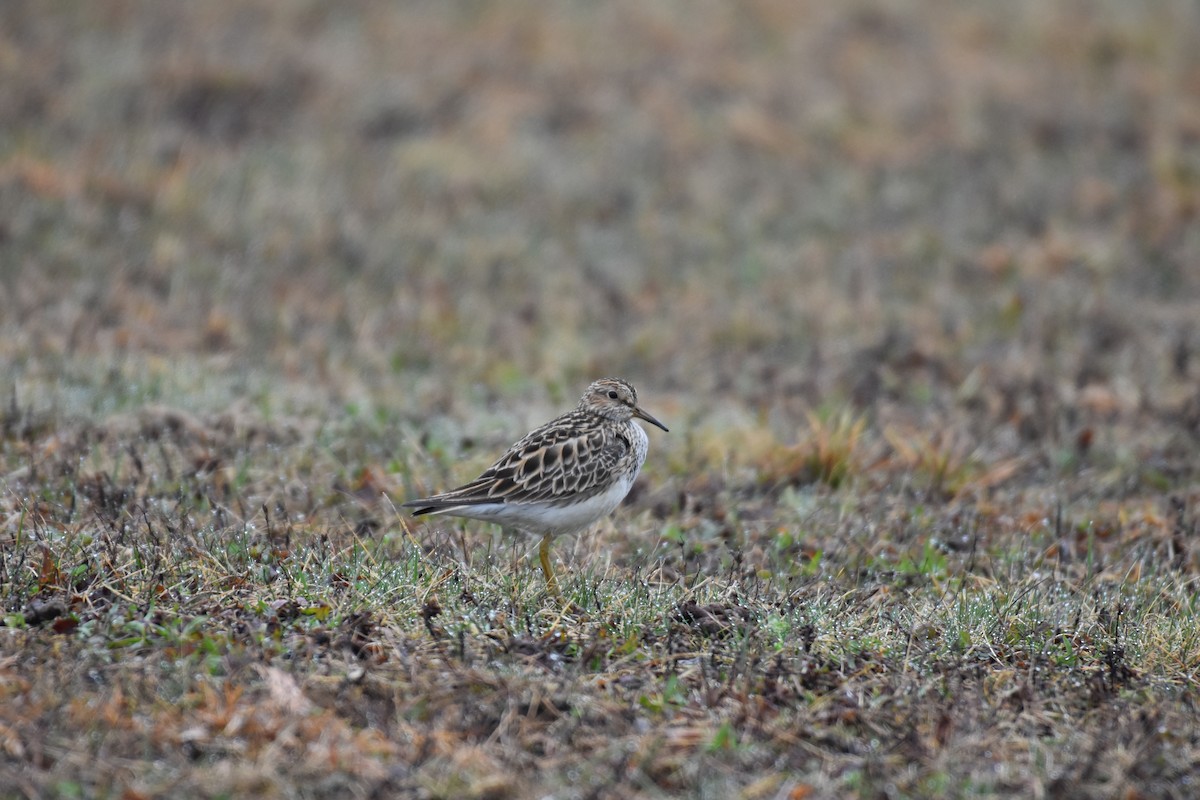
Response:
607,390,619,400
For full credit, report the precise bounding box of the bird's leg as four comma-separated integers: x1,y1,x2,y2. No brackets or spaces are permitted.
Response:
539,532,560,595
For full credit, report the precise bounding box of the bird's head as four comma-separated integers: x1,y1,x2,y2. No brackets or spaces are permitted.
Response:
578,378,669,432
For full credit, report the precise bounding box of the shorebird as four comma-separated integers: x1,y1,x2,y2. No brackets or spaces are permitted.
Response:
404,378,668,591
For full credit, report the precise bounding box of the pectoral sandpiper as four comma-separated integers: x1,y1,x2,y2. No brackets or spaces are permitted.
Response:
404,378,668,591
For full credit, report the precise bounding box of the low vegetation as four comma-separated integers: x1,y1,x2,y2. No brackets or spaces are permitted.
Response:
2,1,1199,797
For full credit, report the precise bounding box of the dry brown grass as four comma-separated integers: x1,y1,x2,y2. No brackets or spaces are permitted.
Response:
3,1,1200,797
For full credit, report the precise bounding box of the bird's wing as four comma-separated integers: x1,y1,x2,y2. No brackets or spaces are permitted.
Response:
405,412,630,511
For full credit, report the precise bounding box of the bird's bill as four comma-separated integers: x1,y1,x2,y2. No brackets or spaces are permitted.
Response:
633,405,669,432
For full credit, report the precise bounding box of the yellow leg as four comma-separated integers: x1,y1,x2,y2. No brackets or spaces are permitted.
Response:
539,533,560,595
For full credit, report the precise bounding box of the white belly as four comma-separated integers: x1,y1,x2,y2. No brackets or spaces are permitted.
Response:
449,470,637,535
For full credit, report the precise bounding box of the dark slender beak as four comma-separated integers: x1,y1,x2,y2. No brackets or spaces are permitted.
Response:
633,405,669,432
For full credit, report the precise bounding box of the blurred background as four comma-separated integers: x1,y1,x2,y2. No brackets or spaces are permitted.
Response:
2,0,1199,445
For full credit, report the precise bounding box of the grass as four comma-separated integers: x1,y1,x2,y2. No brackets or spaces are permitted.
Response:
3,0,1200,798
3,398,1197,798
